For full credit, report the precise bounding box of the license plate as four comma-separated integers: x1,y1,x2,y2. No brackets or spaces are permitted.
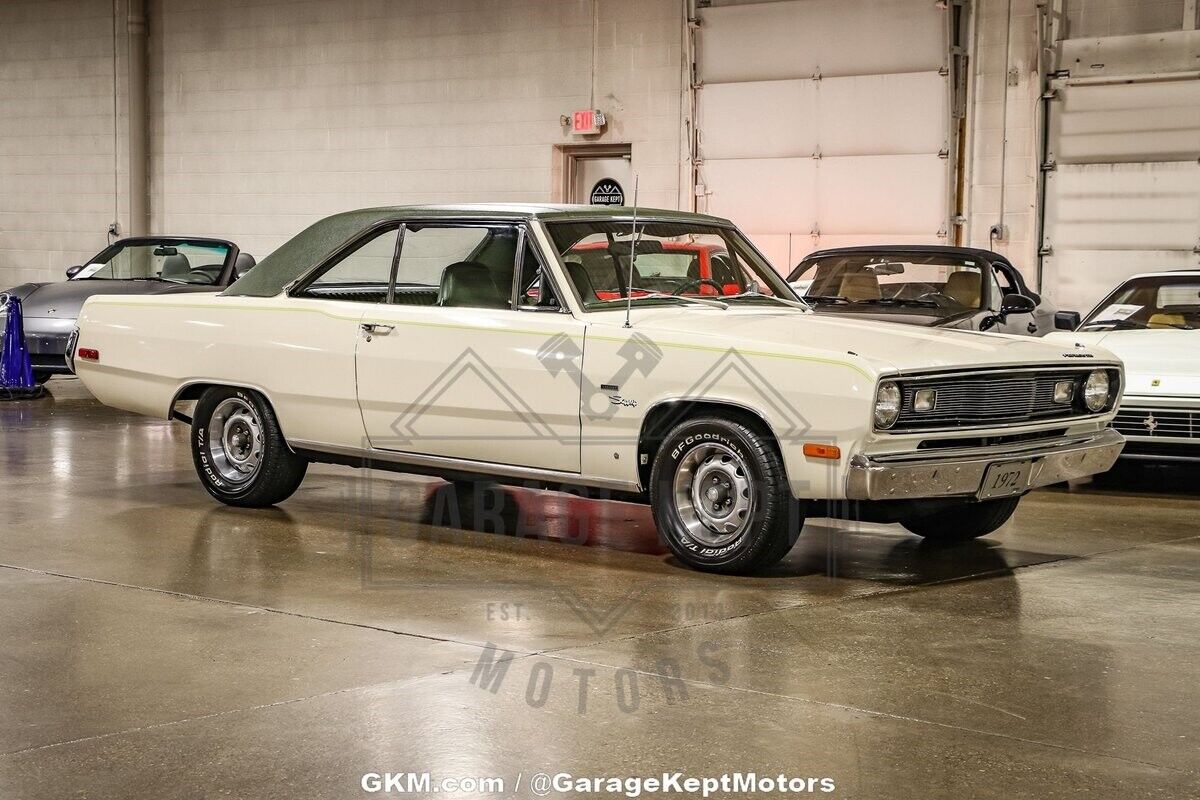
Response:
978,459,1034,500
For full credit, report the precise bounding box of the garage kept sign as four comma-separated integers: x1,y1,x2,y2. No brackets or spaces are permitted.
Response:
589,178,625,206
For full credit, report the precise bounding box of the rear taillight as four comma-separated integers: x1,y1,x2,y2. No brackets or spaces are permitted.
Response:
77,348,100,362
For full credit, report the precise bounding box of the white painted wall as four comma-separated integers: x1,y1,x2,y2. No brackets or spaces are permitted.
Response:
146,0,687,264
0,0,128,289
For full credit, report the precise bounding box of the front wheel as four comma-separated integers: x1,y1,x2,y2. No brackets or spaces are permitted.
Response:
650,416,802,574
191,386,307,507
32,371,52,385
899,496,1020,543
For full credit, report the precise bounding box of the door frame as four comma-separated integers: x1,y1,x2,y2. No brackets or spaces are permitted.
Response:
552,143,633,203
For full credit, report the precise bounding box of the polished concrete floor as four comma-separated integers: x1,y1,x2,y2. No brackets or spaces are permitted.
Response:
1,379,1197,799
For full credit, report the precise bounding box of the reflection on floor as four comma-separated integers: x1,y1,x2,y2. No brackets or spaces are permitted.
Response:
1,379,1198,799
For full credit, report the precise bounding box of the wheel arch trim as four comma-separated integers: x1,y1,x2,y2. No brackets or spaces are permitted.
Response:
168,380,295,453
635,397,793,490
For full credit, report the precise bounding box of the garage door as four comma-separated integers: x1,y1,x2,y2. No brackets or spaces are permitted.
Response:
1041,77,1200,313
695,0,955,272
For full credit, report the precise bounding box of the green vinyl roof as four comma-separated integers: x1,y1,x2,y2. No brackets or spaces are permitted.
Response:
225,204,731,298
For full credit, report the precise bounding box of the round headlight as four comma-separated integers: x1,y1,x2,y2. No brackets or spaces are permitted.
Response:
875,381,901,429
1083,370,1110,412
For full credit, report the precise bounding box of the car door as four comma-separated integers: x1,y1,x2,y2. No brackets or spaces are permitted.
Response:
278,223,402,447
355,220,585,473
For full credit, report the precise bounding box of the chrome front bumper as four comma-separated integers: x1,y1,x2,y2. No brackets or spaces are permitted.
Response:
846,428,1125,501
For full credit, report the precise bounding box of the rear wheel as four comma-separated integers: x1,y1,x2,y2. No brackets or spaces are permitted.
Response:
899,496,1020,543
32,371,51,385
191,386,307,507
650,415,802,574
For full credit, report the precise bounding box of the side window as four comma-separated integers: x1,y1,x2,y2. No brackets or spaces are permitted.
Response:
304,227,399,303
398,224,518,310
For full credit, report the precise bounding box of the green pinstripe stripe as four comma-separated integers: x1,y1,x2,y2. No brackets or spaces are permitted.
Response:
87,299,871,378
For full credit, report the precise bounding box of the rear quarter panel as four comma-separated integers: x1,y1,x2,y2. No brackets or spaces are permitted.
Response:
74,294,367,446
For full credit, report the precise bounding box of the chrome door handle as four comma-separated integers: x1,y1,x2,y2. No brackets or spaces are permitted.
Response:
360,323,394,341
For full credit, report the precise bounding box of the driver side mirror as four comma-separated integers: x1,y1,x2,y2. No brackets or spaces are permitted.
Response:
65,265,84,279
980,293,1037,331
1054,310,1081,331
1000,293,1037,316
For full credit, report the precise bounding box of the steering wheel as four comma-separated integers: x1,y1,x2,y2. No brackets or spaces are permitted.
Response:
184,269,217,285
673,278,725,296
915,292,958,308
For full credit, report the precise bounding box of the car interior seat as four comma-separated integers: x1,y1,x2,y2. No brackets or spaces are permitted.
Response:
1148,312,1187,328
438,262,507,308
944,271,982,308
564,259,596,302
159,254,192,280
839,273,882,301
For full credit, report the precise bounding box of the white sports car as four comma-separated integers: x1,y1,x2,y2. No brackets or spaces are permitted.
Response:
70,205,1125,573
1047,270,1200,464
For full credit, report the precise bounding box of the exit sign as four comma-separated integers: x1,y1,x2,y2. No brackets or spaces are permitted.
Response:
571,109,605,135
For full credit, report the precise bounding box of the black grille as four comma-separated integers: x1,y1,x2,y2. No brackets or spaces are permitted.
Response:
1112,407,1199,439
889,368,1116,431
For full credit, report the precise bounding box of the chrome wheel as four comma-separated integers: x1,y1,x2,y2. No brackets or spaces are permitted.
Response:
672,442,755,547
206,397,264,485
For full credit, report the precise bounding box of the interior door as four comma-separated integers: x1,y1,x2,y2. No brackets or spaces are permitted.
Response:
356,222,585,473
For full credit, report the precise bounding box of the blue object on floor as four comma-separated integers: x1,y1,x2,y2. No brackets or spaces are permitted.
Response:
1,293,38,394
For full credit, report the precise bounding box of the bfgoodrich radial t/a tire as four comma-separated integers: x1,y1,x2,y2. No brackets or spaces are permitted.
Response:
899,496,1020,543
191,386,307,508
650,415,802,574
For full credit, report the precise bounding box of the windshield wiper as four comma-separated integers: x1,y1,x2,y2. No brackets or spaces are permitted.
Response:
803,294,851,304
723,292,811,310
599,292,728,310
1080,318,1148,330
855,297,942,308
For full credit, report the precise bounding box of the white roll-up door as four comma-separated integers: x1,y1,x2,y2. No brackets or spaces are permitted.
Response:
1041,75,1200,312
695,0,953,271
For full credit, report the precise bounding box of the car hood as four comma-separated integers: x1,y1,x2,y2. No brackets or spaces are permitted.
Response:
13,280,219,319
1046,328,1200,397
593,307,1116,376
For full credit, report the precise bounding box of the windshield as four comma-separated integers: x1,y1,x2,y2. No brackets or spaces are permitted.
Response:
1080,276,1200,330
75,241,231,285
545,220,796,310
789,254,988,311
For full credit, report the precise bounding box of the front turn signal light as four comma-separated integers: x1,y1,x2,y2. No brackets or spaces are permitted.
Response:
803,443,841,460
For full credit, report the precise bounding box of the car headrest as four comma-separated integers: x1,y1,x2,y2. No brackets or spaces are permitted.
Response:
438,262,507,308
234,252,256,277
839,273,881,301
564,259,596,301
944,271,981,308
160,253,192,278
686,257,701,280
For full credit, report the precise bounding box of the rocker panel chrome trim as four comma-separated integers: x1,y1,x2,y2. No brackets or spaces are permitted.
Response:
289,439,642,493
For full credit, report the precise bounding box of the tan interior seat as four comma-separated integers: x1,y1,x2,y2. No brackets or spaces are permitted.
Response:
943,271,981,308
839,273,881,301
1148,313,1186,329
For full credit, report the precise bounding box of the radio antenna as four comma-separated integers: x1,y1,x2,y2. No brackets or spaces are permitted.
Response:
623,175,639,329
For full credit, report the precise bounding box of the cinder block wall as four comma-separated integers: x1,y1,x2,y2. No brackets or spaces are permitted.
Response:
148,0,687,264
0,0,128,289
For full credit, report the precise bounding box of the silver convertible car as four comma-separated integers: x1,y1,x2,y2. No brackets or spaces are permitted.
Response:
2,236,255,383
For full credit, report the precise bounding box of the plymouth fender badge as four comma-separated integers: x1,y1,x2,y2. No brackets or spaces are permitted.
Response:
608,394,638,408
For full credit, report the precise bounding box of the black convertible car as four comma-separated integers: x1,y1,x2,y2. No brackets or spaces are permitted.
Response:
787,245,1078,337
2,236,254,382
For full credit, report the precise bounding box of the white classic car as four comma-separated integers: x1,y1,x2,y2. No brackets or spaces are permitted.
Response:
70,205,1126,573
1047,270,1200,464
